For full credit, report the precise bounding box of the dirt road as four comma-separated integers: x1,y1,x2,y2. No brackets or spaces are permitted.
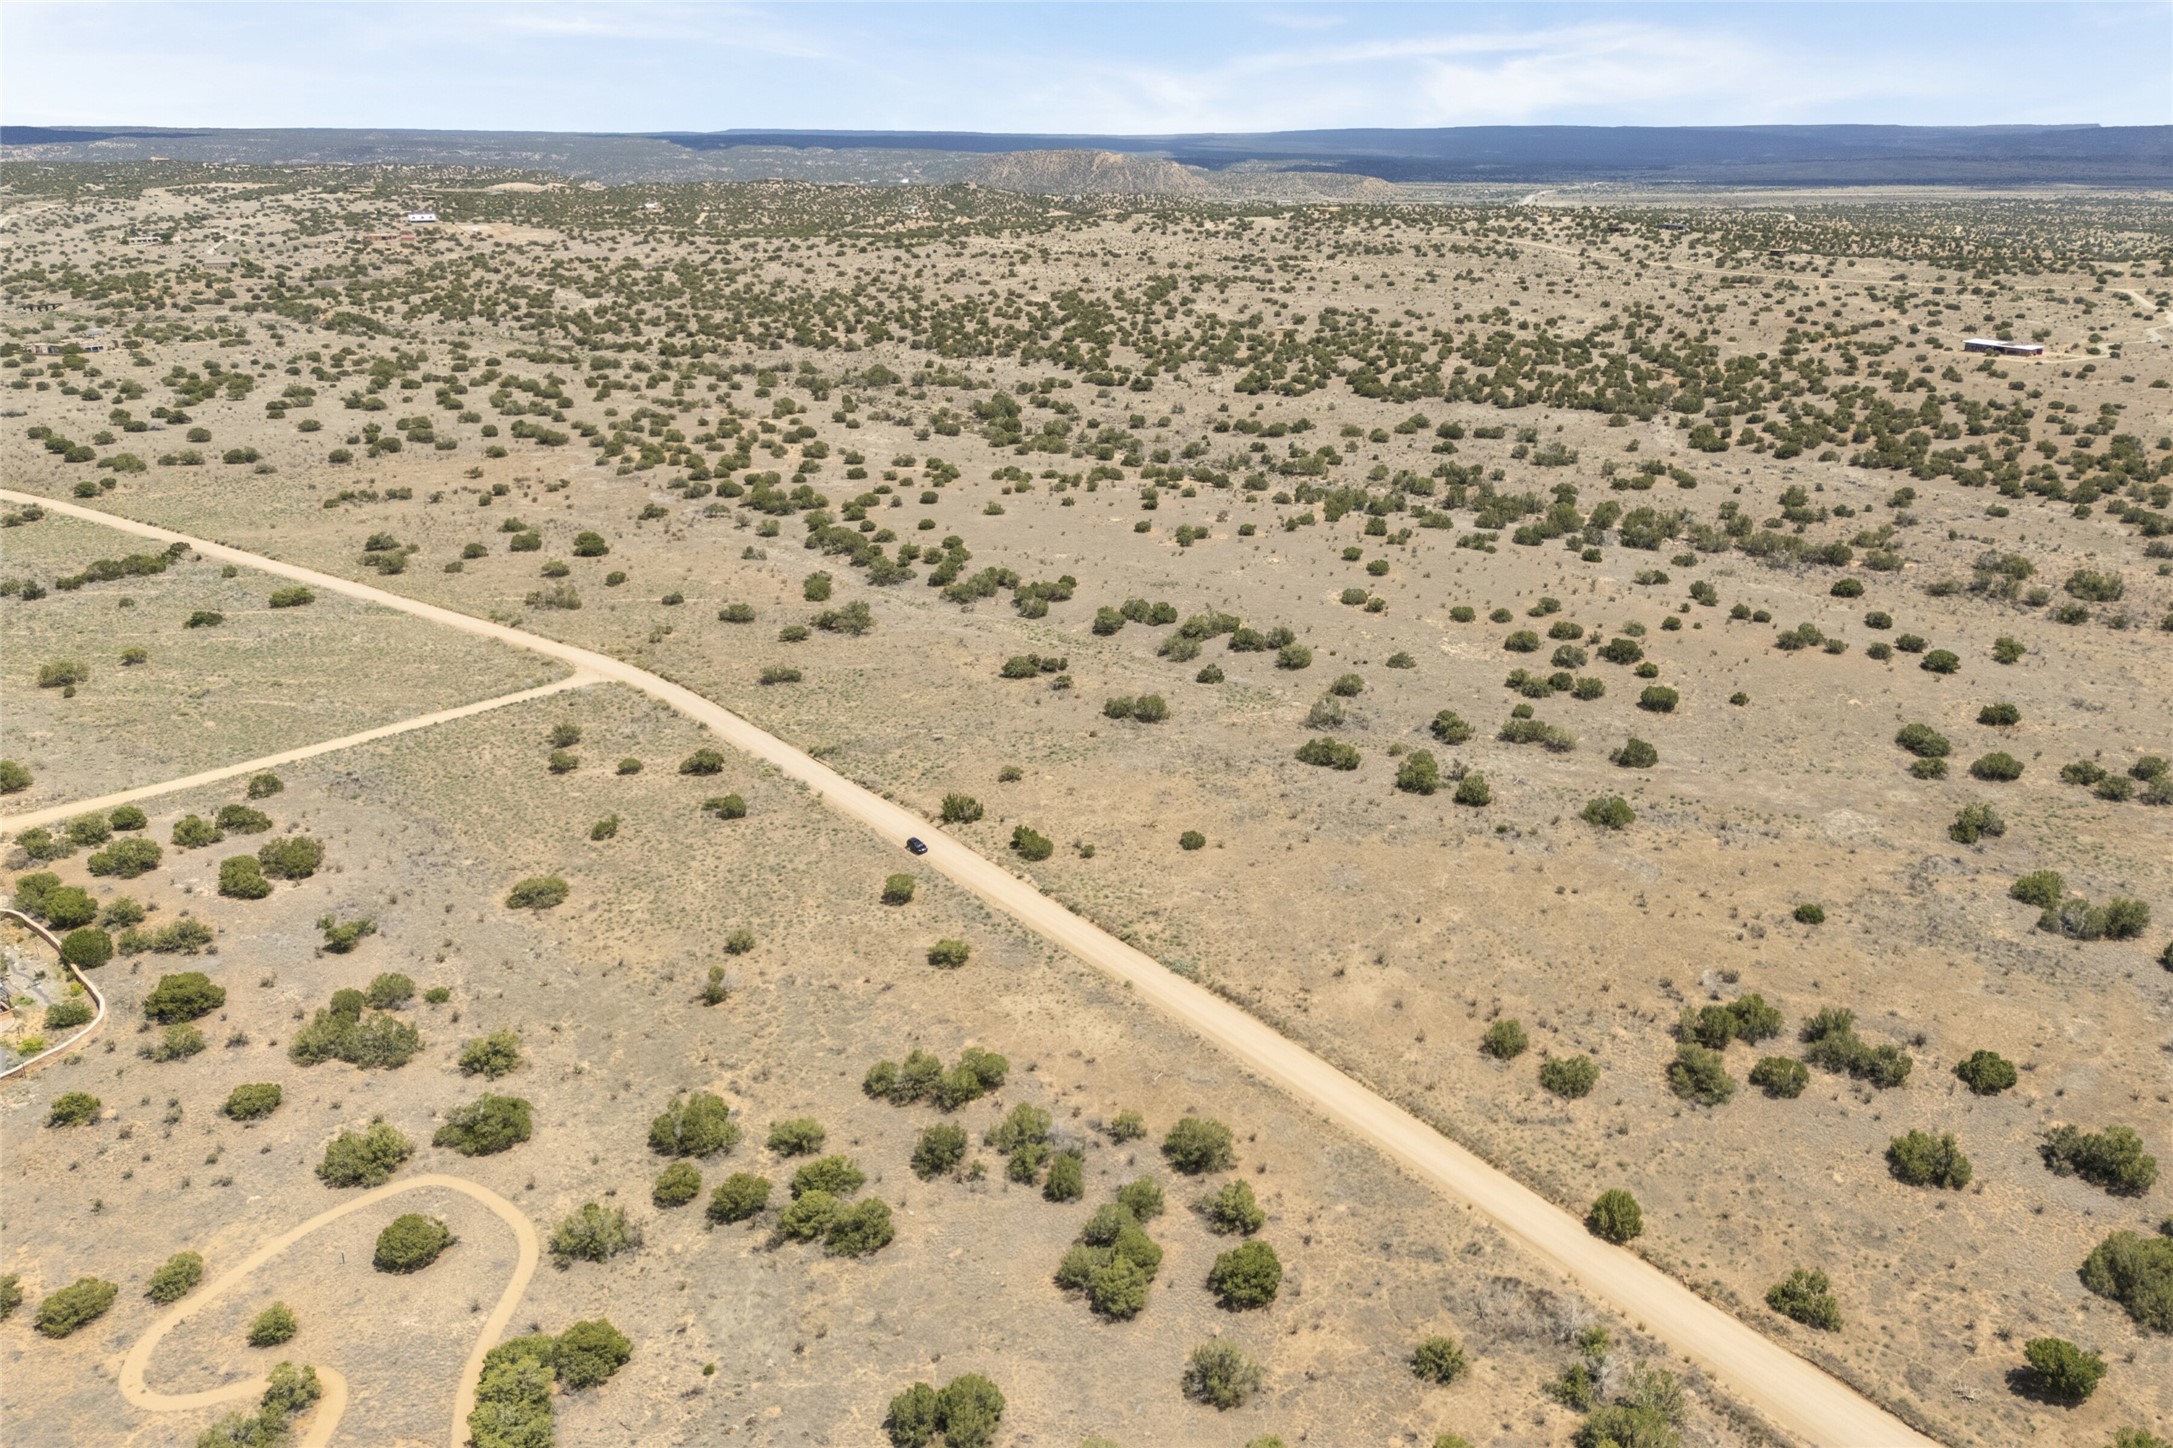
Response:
0,673,593,835
14,490,1938,1448
116,1173,539,1448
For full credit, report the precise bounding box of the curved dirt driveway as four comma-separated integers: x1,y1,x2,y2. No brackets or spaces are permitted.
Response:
117,1173,539,1448
18,491,1936,1448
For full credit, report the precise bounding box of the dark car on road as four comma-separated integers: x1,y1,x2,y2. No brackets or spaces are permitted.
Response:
905,837,928,855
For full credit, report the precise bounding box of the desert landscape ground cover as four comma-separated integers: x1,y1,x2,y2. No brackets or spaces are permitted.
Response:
2,162,2169,1447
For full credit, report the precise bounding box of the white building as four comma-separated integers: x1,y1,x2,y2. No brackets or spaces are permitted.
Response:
404,211,439,224
1963,338,2043,357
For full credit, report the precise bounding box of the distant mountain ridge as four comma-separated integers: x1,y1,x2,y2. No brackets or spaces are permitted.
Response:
4,123,2168,188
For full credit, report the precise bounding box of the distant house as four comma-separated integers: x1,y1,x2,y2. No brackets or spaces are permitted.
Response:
1963,338,2043,357
403,211,439,224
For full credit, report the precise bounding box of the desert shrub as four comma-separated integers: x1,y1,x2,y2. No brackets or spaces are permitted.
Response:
1887,1129,1973,1189
708,1172,772,1224
1430,710,1472,744
47,1090,101,1127
825,1198,896,1257
1295,736,1361,769
1163,1116,1235,1174
1394,750,1440,795
223,1083,282,1120
1044,1152,1085,1202
144,971,225,1022
1182,1340,1262,1410
1188,1179,1266,1238
35,885,97,930
245,1303,298,1348
1667,1043,1734,1106
881,873,917,904
374,1214,453,1273
1178,829,1207,851
255,836,322,880
1010,826,1054,861
1586,1189,1644,1244
147,1251,204,1304
1950,802,2006,845
216,804,272,835
790,1154,866,1200
554,1318,633,1391
171,814,224,849
549,1203,639,1267
1978,701,2021,726
650,1092,740,1158
776,1189,838,1242
2065,568,2125,603
1749,1056,1809,1099
1920,649,1961,674
1895,723,1949,758
318,1121,413,1187
504,875,568,910
2041,1124,2158,1196
147,1022,207,1061
44,997,94,1028
35,1277,118,1338
2011,870,2066,910
2022,1336,2105,1403
1453,771,1492,806
1800,1008,1912,1087
1407,1334,1469,1386
912,1123,969,1179
759,664,801,684
1207,1240,1283,1309
703,793,748,820
1636,685,1678,713
1539,1055,1599,1099
1954,1050,2017,1095
1766,1268,1840,1330
1793,902,1825,925
651,1160,702,1209
1582,795,1636,830
926,938,971,969
60,926,113,970
547,749,579,774
109,805,149,831
218,856,271,900
2078,1229,2173,1334
939,793,983,825
0,1275,17,1321
246,772,284,799
1970,752,2024,782
767,1117,827,1157
0,759,30,794
1611,737,1658,769
319,916,377,953
1480,1018,1528,1060
434,1094,533,1157
87,837,162,878
454,1029,520,1078
1107,1109,1147,1143
289,997,421,1069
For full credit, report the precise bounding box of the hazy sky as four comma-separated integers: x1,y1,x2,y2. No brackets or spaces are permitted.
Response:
5,2,2168,133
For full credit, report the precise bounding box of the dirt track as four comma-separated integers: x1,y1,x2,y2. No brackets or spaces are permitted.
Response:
0,673,593,835
115,1173,540,1448
11,489,1939,1448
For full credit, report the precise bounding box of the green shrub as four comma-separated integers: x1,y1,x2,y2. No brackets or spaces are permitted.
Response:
217,855,271,900
1749,1055,1809,1098
36,1277,118,1337
42,885,98,929
776,1189,838,1242
649,1092,739,1158
1978,701,2022,726
86,837,162,878
1586,1189,1643,1244
222,1083,282,1120
1920,649,1961,674
1539,1055,1599,1099
1205,1239,1282,1310
1453,771,1491,806
1950,802,2006,845
2022,1336,2104,1403
1800,1007,1912,1087
1793,902,1825,925
649,1160,702,1208
44,997,94,1028
1611,737,1658,769
1766,1268,1840,1330
1430,710,1472,744
1410,1334,1468,1385
247,1302,297,1346
1178,829,1208,851
1636,685,1678,713
171,814,223,849
144,971,225,1022
708,1172,772,1224
434,1094,533,1157
938,793,983,825
2041,1124,2158,1196
47,1090,101,1127
2011,870,2066,910
1043,1151,1085,1202
1394,750,1440,795
549,1202,639,1267
911,1123,969,1179
703,793,748,820
0,1274,18,1321
926,938,971,969
1970,752,2024,781
1480,1018,1528,1060
215,804,272,835
2078,1228,2173,1333
1887,1129,1973,1189
1667,1044,1734,1105
1582,795,1636,830
504,875,568,910
767,1117,827,1157
679,748,726,776
318,916,377,953
59,926,113,970
1182,1340,1262,1410
459,1030,521,1078
881,873,917,904
374,1214,454,1273
823,1197,896,1257
1295,736,1361,769
789,1154,865,1200
256,835,323,880
147,1021,207,1061
0,759,30,794
1162,1116,1235,1174
1954,1050,2017,1095
1010,826,1054,861
147,1251,204,1304
318,1121,413,1187
1895,723,1950,758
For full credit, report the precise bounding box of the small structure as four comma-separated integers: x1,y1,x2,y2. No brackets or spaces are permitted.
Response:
403,210,439,224
1964,338,2043,357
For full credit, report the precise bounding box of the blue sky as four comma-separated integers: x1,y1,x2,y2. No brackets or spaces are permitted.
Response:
5,3,2167,133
